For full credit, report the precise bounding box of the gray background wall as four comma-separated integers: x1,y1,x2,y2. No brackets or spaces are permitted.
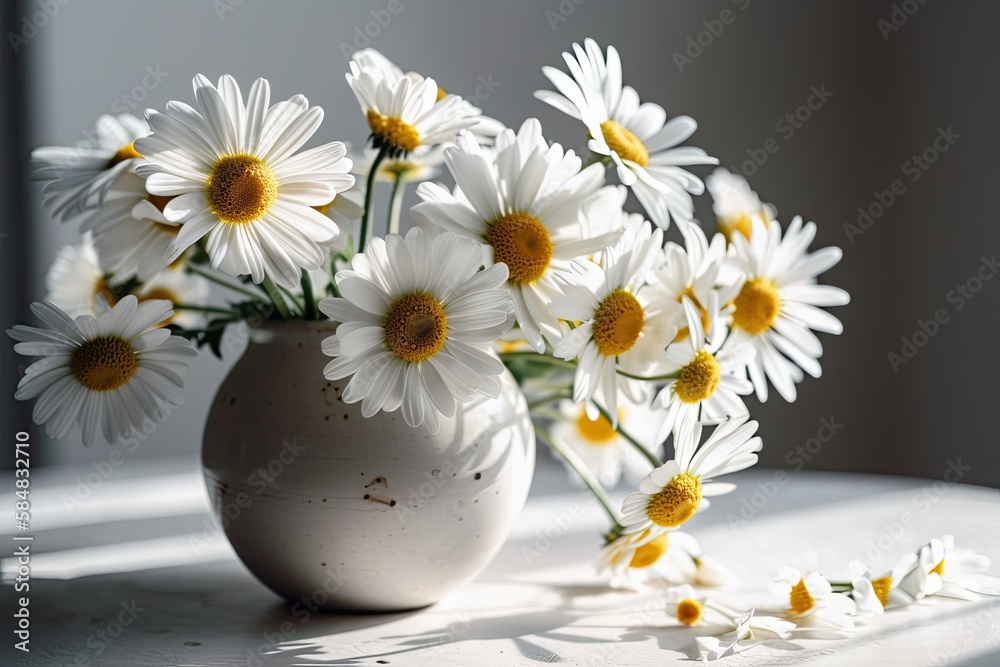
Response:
2,0,998,487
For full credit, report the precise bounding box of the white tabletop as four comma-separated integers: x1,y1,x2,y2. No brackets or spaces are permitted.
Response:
3,461,999,666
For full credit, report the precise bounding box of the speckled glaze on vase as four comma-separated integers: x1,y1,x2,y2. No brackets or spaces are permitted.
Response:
202,320,535,612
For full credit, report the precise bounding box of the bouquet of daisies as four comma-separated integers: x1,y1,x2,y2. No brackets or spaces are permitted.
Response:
10,40,848,584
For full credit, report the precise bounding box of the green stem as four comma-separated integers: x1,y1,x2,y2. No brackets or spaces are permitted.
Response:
300,270,317,320
533,424,623,533
526,390,572,411
261,276,292,319
171,303,241,316
387,173,406,236
615,369,680,382
359,145,389,253
593,402,663,469
187,264,265,300
498,351,577,372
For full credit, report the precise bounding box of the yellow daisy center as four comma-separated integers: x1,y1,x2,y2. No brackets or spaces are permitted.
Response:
207,154,277,225
486,212,552,284
366,110,420,153
732,278,781,336
930,559,945,576
592,289,644,357
600,120,648,167
871,576,892,608
107,141,142,168
384,293,448,363
629,533,668,568
645,472,702,528
674,349,721,404
719,213,753,241
70,336,137,392
574,407,624,445
436,86,447,101
676,599,703,626
674,287,711,343
789,578,815,614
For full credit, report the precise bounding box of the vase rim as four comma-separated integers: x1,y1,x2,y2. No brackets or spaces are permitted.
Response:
247,317,338,343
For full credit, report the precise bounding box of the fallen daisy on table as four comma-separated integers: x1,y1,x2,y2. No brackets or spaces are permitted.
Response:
849,556,918,615
694,606,796,661
899,535,1000,601
770,566,857,630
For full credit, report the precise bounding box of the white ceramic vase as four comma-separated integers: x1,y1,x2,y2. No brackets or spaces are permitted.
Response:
202,320,535,612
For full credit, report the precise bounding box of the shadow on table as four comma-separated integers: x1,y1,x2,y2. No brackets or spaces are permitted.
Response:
295,582,830,665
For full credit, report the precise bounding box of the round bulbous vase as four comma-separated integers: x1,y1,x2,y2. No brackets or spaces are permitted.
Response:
202,320,535,612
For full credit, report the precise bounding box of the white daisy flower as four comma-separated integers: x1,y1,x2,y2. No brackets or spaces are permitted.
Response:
667,584,710,626
134,74,355,289
31,113,148,223
550,389,665,490
349,48,504,148
78,171,181,282
44,235,210,327
695,607,796,661
648,219,741,346
411,119,621,352
899,536,1000,602
45,234,111,319
597,529,670,582
598,528,731,588
769,567,857,630
346,58,479,158
849,556,917,615
551,219,676,421
134,268,212,330
722,217,850,402
534,39,718,229
319,228,514,433
7,296,197,446
620,415,762,536
654,296,755,440
705,168,776,241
